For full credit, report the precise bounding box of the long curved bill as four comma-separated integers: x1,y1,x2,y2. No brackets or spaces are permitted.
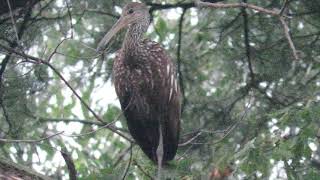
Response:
96,16,129,52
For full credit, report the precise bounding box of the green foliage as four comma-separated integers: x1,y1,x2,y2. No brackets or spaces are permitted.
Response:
1,0,320,179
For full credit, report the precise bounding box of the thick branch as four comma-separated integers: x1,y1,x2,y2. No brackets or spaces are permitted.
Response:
61,149,77,180
0,157,52,180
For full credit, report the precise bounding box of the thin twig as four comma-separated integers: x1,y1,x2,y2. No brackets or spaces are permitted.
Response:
177,143,195,161
279,0,290,15
195,0,281,17
188,95,253,146
66,1,74,38
47,38,70,62
178,131,202,147
0,131,64,143
278,0,299,61
38,117,102,126
78,41,97,52
84,9,119,19
43,61,131,141
211,95,252,145
6,0,19,43
148,2,194,12
279,17,299,60
36,116,128,132
114,145,134,167
121,144,133,180
133,160,154,180
0,101,12,134
55,52,100,60
196,0,299,61
62,113,120,137
33,145,41,163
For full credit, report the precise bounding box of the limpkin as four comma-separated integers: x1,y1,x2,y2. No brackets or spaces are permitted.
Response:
97,2,181,166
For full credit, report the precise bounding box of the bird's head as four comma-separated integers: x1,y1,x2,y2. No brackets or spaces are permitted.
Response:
97,2,150,51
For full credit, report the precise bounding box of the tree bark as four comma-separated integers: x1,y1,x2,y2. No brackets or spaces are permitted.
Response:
0,157,53,180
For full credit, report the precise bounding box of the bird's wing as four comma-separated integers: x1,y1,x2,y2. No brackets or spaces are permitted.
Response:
113,49,160,161
145,39,181,161
112,41,181,161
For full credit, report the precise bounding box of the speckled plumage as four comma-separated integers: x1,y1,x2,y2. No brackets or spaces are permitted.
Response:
110,3,181,162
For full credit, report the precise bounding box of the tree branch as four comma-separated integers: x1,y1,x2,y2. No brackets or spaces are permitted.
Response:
113,145,134,167
147,2,195,12
0,102,12,134
195,0,300,61
133,160,154,180
0,131,63,143
6,0,19,43
178,131,202,147
279,17,299,60
241,0,255,82
0,2,34,136
177,8,187,111
65,1,74,39
0,156,53,180
38,117,102,126
195,0,281,16
121,144,133,180
37,116,128,132
0,44,133,143
61,148,77,180
62,113,122,138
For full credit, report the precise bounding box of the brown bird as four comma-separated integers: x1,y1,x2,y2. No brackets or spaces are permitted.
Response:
97,2,181,164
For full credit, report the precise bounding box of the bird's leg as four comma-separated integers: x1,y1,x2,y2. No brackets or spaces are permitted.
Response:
156,123,163,180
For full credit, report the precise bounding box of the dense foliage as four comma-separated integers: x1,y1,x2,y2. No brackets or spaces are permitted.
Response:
1,0,320,179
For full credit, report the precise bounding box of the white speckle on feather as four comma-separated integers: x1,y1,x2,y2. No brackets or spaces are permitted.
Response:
166,64,170,76
170,74,174,88
169,87,173,102
174,79,178,92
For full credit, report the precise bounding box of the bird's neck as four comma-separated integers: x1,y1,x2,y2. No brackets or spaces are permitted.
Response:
122,23,147,60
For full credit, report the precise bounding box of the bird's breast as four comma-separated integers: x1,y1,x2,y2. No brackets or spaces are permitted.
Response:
114,59,154,93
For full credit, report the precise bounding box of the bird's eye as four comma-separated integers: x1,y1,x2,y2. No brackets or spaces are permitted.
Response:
128,9,134,14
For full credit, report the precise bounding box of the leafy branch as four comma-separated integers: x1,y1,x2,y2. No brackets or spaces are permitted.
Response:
0,43,133,143
195,0,300,60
